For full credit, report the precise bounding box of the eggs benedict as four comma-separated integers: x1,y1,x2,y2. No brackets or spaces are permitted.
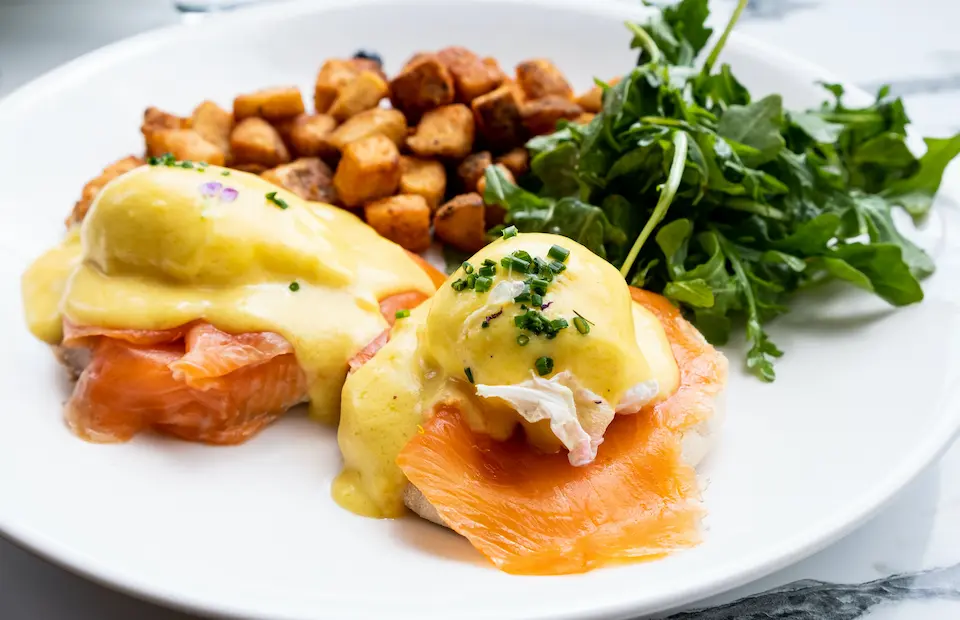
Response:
21,161,443,443
336,230,727,574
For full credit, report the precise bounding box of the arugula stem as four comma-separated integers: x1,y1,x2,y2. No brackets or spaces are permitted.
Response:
703,0,748,75
626,22,662,65
620,131,689,277
724,198,789,221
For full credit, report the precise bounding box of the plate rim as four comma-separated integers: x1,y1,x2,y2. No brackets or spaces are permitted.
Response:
2,1,959,619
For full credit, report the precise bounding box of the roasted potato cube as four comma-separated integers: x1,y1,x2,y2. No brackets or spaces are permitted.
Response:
437,47,506,103
333,134,401,207
146,129,225,165
389,53,455,121
575,112,596,125
233,86,305,122
495,147,529,178
576,77,620,113
434,193,487,253
142,107,189,137
516,59,574,100
330,108,406,150
407,104,475,159
329,71,389,122
233,163,269,175
315,59,359,113
364,194,432,253
230,117,291,167
287,114,338,159
399,156,446,210
471,84,526,152
261,157,337,204
456,151,493,192
68,155,145,225
521,95,583,135
191,100,233,156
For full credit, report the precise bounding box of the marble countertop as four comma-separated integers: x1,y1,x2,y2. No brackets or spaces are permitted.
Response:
2,0,959,618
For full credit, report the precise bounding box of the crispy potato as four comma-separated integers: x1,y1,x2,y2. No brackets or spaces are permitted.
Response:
141,107,189,137
437,47,506,103
407,104,475,159
434,192,487,253
351,56,387,79
575,112,596,125
261,157,337,204
68,155,145,225
146,129,225,165
330,108,406,150
329,71,390,122
333,134,401,207
364,194,432,253
471,84,526,152
389,54,455,122
233,163,269,175
516,59,574,100
521,95,583,135
230,117,291,167
191,100,233,157
456,151,493,192
399,156,446,210
576,77,620,113
233,86,305,122
495,147,529,178
287,114,338,159
315,59,360,113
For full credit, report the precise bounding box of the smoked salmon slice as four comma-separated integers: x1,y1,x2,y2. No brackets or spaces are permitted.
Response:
396,288,727,575
62,289,437,444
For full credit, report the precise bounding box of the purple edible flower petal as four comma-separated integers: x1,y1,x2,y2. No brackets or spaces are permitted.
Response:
219,187,239,203
540,301,553,310
199,181,223,197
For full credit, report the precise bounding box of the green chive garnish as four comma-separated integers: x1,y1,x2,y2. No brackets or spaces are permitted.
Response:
289,282,300,292
548,245,570,263
466,273,477,289
529,278,549,295
265,191,289,209
502,225,518,239
181,161,194,169
221,170,231,176
535,356,554,376
517,335,530,346
574,316,590,334
500,255,530,271
474,276,493,292
464,367,475,383
548,260,566,274
395,309,410,319
452,279,467,291
478,264,496,277
482,258,496,267
531,292,543,307
462,261,474,274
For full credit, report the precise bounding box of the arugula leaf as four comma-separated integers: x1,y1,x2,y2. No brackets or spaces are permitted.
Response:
850,194,935,278
717,95,786,166
821,243,923,305
884,134,960,219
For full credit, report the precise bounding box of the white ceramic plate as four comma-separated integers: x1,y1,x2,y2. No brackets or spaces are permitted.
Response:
2,1,959,618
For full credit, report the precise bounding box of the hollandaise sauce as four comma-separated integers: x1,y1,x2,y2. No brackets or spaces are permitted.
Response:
335,232,682,518
22,165,436,432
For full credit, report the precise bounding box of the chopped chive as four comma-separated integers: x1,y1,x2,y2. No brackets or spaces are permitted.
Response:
464,367,475,383
478,264,496,277
512,249,532,261
466,273,477,289
573,310,594,325
451,278,468,291
181,161,194,169
147,156,160,165
474,276,493,292
482,258,497,267
221,170,231,176
535,356,554,376
548,260,566,274
548,245,570,263
265,191,289,209
574,316,590,334
395,309,411,319
500,255,530,271
549,318,569,331
481,320,490,328
529,278,549,295
502,225,518,239
289,282,300,292
462,261,474,274
517,334,530,346
530,292,543,307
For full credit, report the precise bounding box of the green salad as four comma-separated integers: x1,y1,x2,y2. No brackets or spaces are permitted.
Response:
481,0,960,380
